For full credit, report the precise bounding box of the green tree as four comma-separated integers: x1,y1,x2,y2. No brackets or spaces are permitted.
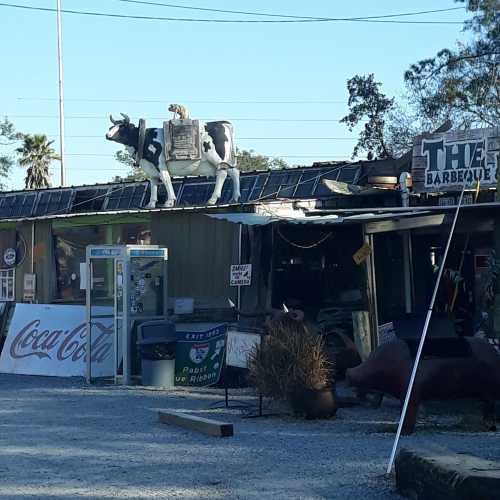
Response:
404,0,499,128
16,134,59,189
113,147,289,180
340,74,396,159
113,150,145,181
236,148,288,172
0,117,24,189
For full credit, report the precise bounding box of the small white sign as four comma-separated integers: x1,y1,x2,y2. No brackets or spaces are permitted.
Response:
174,297,194,315
24,273,36,292
226,331,261,369
230,264,252,287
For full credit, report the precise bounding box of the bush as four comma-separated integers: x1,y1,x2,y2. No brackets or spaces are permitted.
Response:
248,314,333,401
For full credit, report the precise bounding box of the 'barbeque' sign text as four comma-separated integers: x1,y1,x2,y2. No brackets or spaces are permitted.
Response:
412,128,499,193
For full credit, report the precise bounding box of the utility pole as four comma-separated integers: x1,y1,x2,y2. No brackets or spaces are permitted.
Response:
56,0,66,186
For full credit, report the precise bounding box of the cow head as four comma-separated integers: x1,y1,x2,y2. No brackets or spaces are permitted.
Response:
105,113,134,146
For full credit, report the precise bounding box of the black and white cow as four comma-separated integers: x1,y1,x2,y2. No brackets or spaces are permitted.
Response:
106,113,240,207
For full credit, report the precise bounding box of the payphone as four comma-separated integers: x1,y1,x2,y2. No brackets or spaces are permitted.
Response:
85,245,168,385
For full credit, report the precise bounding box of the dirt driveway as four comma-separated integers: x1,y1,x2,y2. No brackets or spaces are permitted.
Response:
0,375,497,499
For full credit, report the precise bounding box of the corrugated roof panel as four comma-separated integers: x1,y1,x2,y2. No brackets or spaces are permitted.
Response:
71,188,109,213
236,174,257,204
106,184,146,210
33,190,73,216
293,170,319,198
338,165,361,184
277,171,301,198
248,173,269,201
178,182,213,206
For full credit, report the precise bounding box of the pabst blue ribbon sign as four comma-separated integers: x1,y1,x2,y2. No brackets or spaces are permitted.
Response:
412,127,499,193
0,304,113,377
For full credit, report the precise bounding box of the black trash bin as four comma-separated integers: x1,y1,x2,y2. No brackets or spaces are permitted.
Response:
137,320,176,387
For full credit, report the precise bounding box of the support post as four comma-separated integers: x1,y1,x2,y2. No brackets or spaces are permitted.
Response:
363,227,379,348
402,232,413,314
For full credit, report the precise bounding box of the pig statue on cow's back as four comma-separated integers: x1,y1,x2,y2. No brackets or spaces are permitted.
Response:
345,337,500,434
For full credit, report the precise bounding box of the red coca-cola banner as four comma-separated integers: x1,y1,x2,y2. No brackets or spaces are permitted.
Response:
0,304,113,377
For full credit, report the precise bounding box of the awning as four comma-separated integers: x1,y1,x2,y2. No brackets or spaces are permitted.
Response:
207,210,433,226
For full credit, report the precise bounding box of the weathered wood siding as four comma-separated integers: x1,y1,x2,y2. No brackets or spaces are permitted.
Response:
150,212,239,306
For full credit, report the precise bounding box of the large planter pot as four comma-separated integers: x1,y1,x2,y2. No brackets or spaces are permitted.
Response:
288,386,337,419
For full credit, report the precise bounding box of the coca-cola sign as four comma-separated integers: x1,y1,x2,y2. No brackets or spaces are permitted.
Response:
0,304,113,377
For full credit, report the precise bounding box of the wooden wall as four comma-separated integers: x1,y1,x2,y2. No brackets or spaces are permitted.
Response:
151,212,239,307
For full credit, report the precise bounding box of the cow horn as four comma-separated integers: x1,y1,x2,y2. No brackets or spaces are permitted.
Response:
110,114,118,124
120,113,130,123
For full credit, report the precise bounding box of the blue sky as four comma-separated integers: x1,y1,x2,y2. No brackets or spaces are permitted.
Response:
0,0,470,190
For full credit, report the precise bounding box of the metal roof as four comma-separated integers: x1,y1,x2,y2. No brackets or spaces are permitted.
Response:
0,163,362,222
207,210,431,226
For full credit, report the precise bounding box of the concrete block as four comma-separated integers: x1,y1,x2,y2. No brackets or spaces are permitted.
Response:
396,447,500,500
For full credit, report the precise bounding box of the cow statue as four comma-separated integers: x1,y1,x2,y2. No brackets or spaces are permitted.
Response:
105,105,241,208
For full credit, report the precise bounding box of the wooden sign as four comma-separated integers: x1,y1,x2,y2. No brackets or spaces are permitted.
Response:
352,243,372,265
226,331,261,369
411,127,499,193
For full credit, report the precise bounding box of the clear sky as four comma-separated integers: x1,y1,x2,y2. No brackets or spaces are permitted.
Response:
0,0,470,190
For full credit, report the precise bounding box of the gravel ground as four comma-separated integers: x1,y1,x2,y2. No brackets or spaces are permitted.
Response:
0,375,499,499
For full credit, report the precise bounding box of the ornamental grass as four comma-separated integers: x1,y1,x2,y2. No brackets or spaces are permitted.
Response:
248,314,333,401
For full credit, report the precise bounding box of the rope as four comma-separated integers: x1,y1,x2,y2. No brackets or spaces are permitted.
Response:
277,225,332,249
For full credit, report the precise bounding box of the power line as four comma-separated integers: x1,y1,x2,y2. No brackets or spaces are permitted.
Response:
17,97,347,104
46,135,356,140
65,153,352,158
116,1,465,22
6,115,349,122
0,2,465,24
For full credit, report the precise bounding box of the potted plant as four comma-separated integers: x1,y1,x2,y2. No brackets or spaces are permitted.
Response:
249,312,336,419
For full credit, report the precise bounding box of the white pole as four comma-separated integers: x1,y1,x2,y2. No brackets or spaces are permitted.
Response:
386,143,480,475
56,0,66,186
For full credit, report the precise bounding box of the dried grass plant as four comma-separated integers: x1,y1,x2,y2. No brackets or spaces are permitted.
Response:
248,315,333,401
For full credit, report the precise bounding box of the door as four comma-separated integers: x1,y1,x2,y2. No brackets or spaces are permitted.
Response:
86,257,116,383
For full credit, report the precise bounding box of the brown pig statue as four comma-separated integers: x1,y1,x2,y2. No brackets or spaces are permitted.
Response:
345,337,500,434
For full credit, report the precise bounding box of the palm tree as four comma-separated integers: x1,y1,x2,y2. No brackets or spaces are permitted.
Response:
16,134,59,189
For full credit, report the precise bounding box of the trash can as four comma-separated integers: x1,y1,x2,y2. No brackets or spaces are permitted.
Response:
137,320,176,387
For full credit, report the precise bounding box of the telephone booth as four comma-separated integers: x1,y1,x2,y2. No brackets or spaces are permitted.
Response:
85,245,168,385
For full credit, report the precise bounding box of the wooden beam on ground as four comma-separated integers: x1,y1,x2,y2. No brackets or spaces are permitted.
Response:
158,410,234,437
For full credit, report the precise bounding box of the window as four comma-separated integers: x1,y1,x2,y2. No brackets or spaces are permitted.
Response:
0,269,15,301
53,224,151,302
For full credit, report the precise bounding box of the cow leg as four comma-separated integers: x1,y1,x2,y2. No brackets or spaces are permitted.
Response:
158,168,177,208
208,167,228,205
139,161,161,208
227,167,241,203
147,178,160,209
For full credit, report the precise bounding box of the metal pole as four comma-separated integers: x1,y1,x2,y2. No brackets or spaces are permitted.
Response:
386,143,479,475
56,0,66,186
